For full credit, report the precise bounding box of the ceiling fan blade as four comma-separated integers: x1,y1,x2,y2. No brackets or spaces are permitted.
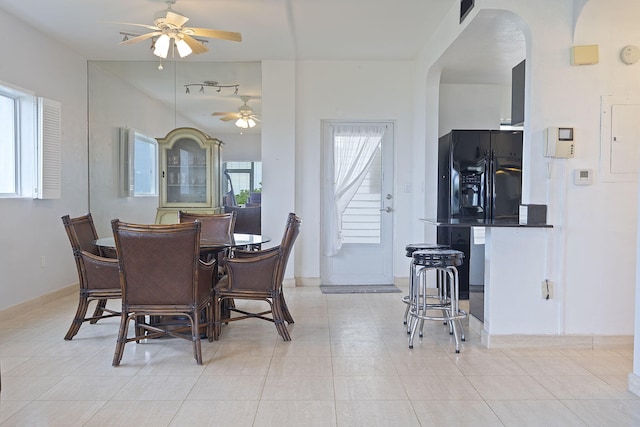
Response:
181,34,208,55
220,116,238,122
165,11,190,28
120,32,161,45
187,27,242,42
251,116,262,123
107,21,160,31
212,112,236,116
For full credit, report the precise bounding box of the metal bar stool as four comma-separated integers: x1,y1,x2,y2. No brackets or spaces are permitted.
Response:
408,248,467,353
403,243,450,333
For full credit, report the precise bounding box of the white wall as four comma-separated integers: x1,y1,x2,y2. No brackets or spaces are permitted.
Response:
0,9,88,309
439,83,511,134
419,0,640,337
260,61,297,279
221,133,261,162
562,0,640,336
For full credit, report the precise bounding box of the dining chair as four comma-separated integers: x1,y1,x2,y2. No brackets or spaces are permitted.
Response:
111,220,215,366
61,214,121,340
178,211,236,272
223,205,261,235
214,212,301,340
178,211,236,242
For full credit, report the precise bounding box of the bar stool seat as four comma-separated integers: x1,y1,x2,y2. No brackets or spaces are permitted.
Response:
403,243,449,331
408,248,467,353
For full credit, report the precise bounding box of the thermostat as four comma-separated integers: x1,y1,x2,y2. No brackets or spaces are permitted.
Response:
574,169,593,185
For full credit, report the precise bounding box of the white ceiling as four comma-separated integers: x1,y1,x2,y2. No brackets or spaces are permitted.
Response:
0,0,525,134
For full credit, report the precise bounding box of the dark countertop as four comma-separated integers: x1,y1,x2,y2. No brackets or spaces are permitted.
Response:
419,218,553,228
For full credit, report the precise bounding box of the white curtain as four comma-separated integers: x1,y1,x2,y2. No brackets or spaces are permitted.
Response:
324,124,386,256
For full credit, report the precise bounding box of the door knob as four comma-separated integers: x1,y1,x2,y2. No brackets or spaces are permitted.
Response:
379,207,393,213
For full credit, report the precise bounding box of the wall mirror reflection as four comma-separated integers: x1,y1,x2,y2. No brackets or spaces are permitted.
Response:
223,161,262,207
119,128,158,198
87,60,261,236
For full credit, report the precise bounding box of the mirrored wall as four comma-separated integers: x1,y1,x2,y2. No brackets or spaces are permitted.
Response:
88,60,262,236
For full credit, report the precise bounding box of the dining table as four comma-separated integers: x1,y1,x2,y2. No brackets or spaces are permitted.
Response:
94,232,271,334
94,233,271,254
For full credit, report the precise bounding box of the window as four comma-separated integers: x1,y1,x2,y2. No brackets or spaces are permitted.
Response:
0,82,56,199
120,128,158,197
341,144,382,244
223,161,262,206
133,132,158,196
0,93,17,194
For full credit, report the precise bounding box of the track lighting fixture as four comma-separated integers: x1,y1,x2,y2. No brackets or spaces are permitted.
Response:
184,81,240,95
120,32,138,42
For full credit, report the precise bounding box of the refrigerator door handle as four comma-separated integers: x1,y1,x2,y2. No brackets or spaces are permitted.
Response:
487,150,495,220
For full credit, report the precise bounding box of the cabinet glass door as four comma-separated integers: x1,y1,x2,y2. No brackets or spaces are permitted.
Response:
165,138,209,204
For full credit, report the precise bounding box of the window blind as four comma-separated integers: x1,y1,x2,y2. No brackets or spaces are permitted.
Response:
36,97,61,199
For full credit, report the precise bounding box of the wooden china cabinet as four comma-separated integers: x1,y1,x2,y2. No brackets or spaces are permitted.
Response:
155,127,224,224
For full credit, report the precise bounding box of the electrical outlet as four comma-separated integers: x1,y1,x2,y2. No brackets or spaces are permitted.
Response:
541,280,553,299
41,256,47,268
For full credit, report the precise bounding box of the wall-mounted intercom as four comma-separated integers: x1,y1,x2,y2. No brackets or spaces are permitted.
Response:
545,127,575,158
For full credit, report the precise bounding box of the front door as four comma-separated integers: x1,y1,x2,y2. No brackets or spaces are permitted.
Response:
321,121,394,285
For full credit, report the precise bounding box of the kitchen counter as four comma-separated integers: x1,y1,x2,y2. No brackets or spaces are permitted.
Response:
419,218,553,228
419,218,553,340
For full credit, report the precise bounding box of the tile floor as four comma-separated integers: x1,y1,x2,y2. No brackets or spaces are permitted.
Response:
0,285,638,426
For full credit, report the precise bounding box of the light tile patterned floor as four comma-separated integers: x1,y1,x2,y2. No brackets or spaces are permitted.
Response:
0,285,638,426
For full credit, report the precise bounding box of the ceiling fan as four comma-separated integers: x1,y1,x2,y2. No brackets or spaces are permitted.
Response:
115,0,242,58
212,96,261,128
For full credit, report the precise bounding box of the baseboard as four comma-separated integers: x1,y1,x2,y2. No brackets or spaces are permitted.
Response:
0,284,76,323
480,330,633,350
394,276,409,287
468,314,483,336
292,277,409,288
294,277,321,287
628,373,640,397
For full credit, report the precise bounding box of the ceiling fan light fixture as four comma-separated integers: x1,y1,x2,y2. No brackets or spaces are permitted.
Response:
114,0,241,59
175,38,193,57
235,117,256,129
235,118,249,129
216,96,259,129
153,34,171,58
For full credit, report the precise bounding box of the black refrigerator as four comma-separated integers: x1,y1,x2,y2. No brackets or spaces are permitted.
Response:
436,129,523,304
